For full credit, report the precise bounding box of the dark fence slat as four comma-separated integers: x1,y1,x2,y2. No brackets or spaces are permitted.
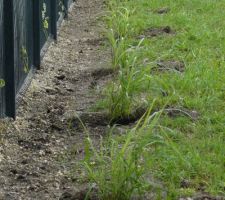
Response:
0,0,5,117
33,0,41,69
51,0,57,40
3,0,15,118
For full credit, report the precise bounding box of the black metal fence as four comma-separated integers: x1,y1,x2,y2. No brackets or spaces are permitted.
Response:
0,0,74,118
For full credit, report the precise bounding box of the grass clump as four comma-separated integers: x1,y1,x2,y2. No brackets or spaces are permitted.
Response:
99,5,150,120
105,38,149,120
84,108,164,200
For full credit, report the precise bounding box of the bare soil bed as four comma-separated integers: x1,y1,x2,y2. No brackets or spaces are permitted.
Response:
0,0,111,199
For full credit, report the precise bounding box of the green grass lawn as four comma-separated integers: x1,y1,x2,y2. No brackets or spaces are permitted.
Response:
84,0,225,199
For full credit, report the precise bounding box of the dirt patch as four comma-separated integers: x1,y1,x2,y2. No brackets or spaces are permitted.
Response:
164,107,199,121
59,186,99,200
139,26,175,38
68,105,199,130
155,7,170,14
84,37,107,46
67,111,110,128
59,184,167,200
113,106,199,126
114,106,199,126
91,67,115,80
88,67,115,89
180,194,225,200
66,106,146,128
110,106,147,125
155,60,185,73
65,105,148,131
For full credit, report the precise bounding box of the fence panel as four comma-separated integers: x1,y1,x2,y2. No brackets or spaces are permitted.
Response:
14,0,34,94
40,0,52,49
0,0,73,118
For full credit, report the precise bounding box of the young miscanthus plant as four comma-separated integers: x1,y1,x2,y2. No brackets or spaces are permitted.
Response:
101,5,142,120
105,5,134,39
104,13,147,120
104,6,134,69
83,106,162,200
106,38,147,120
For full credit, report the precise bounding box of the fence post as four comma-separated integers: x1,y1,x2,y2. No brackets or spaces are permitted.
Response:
33,0,41,69
51,0,57,40
3,0,15,118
